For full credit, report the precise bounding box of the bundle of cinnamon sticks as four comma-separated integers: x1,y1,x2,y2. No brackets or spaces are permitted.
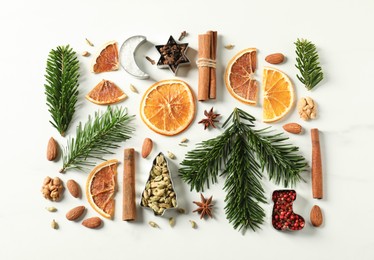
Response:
197,31,217,101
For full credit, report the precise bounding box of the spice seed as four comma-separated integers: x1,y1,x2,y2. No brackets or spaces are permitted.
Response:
180,138,188,143
85,38,94,46
189,220,197,229
167,151,176,159
51,219,58,229
82,51,90,57
224,44,235,50
177,208,186,214
129,84,138,93
46,206,57,212
149,221,159,228
145,56,156,65
178,31,187,41
169,217,175,227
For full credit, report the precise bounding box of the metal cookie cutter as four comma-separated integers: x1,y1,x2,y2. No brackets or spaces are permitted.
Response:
140,152,178,216
120,35,150,79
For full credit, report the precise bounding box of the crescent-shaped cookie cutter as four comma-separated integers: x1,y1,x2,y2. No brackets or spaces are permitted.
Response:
120,35,150,80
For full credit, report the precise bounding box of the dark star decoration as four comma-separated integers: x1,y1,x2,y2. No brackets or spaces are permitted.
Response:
155,36,190,75
193,193,214,219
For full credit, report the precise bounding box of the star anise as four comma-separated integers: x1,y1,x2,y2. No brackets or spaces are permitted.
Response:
198,107,220,130
193,193,214,219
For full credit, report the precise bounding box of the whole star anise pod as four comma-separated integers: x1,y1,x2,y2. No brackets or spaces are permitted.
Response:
198,107,220,130
193,193,214,219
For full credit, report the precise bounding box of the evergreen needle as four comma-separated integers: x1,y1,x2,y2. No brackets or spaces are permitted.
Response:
179,108,307,232
44,45,80,136
294,38,324,90
60,106,134,173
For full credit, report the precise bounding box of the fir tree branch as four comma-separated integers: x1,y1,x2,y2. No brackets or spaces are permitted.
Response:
223,124,266,232
295,38,324,90
179,108,307,232
60,106,134,173
44,45,80,136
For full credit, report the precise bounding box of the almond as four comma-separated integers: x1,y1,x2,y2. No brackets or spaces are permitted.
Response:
283,123,302,134
310,205,323,227
265,53,285,64
82,217,102,229
67,179,80,198
141,138,153,158
66,206,85,221
46,137,58,161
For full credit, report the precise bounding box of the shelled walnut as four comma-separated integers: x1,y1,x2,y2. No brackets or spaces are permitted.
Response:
41,176,64,201
297,97,317,121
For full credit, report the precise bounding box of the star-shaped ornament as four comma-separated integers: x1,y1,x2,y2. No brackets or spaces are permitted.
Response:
155,36,190,75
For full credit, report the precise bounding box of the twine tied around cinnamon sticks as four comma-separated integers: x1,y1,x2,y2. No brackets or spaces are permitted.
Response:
197,31,217,101
196,58,216,68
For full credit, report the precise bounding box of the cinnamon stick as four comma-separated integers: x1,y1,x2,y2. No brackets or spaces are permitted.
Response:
123,148,136,221
311,129,323,199
197,34,211,101
208,31,217,99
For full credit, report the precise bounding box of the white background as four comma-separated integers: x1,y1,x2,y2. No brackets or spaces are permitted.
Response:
1,0,373,259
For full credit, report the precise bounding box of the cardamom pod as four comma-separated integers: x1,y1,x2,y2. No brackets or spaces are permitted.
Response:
46,206,57,212
169,217,175,227
51,219,58,229
189,220,197,229
149,221,159,228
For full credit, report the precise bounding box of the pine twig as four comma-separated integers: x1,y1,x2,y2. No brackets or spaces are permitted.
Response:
294,38,324,90
179,108,307,232
44,45,80,136
60,106,134,173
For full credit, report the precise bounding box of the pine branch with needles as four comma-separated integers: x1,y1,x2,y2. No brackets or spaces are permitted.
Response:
295,38,324,90
60,106,134,173
44,45,80,136
179,108,307,232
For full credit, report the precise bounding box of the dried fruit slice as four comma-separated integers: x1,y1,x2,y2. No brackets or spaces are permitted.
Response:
91,41,119,73
225,48,258,105
86,159,118,219
86,79,127,105
140,79,195,136
263,67,294,123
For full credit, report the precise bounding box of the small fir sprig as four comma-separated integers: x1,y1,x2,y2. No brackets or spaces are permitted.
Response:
44,45,80,136
294,38,324,90
60,106,134,173
179,108,307,232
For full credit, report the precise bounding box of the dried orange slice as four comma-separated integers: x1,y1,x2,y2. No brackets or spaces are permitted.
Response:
263,67,294,123
225,48,258,105
86,79,127,105
91,41,119,73
140,79,195,136
86,159,118,219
